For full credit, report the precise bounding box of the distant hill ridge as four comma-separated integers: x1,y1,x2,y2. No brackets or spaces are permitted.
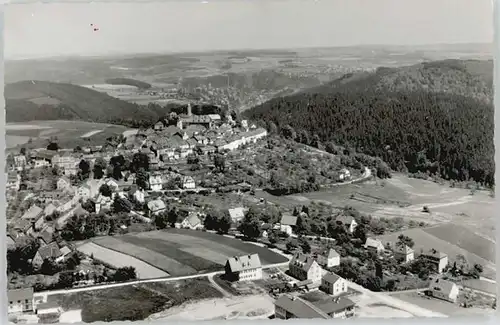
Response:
245,59,494,186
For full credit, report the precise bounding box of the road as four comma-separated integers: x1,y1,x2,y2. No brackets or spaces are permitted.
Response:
33,261,290,300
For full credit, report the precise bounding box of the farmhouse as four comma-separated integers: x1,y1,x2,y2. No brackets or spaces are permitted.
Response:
335,215,358,233
274,295,355,319
316,248,340,268
289,253,322,283
36,301,63,323
32,242,62,269
421,250,449,274
181,175,196,189
394,244,415,263
428,277,459,303
278,215,298,236
364,238,385,254
224,254,263,282
321,272,348,296
7,288,34,314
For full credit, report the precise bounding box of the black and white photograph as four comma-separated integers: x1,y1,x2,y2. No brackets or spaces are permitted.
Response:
3,0,497,323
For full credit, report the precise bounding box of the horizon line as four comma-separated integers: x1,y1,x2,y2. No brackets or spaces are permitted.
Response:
5,41,493,62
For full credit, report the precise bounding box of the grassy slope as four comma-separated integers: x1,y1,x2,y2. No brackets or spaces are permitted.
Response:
4,80,162,123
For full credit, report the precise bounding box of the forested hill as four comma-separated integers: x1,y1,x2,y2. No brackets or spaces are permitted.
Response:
245,59,494,187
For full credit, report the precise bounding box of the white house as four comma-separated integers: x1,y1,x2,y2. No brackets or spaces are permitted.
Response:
32,242,62,269
149,173,163,191
224,254,263,282
7,288,34,314
131,188,145,203
288,253,323,283
394,244,415,263
321,272,348,296
181,175,196,189
316,248,340,268
365,238,385,254
421,250,449,274
278,215,298,236
338,168,351,182
228,207,246,222
428,277,460,303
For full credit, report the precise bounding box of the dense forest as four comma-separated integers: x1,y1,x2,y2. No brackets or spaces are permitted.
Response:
246,60,494,187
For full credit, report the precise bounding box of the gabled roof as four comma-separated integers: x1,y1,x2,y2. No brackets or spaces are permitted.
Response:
184,213,201,227
322,272,342,284
322,248,340,259
274,295,329,319
280,215,298,226
422,250,448,259
164,125,182,135
290,252,318,272
37,242,62,260
22,205,43,221
430,277,458,295
38,226,55,244
365,238,384,249
58,176,70,185
312,297,356,315
226,254,262,272
44,204,57,216
147,199,166,211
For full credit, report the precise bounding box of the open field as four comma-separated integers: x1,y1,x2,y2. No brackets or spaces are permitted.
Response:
92,236,197,276
389,292,495,317
376,229,495,279
461,279,497,295
46,278,222,323
148,294,275,321
90,229,287,277
5,120,130,150
423,224,495,262
76,242,169,279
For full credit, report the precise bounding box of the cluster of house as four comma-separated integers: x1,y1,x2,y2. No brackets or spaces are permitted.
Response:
223,249,355,319
7,287,71,322
143,105,267,163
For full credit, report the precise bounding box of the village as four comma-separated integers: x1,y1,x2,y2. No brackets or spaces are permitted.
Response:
5,103,495,323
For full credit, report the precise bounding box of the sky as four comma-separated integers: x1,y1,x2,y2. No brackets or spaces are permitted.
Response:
3,0,495,60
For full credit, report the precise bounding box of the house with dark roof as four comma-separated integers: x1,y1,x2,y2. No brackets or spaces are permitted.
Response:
37,226,55,246
321,272,348,296
32,242,62,269
335,215,358,233
274,295,355,319
289,253,322,283
8,287,34,314
277,214,298,235
316,248,340,268
421,249,448,273
224,254,262,282
428,277,459,303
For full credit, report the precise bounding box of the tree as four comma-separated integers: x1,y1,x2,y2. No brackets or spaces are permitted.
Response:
40,258,59,275
154,212,169,229
47,142,59,151
299,237,311,254
112,267,137,282
167,207,180,227
238,207,262,240
396,234,415,248
93,157,107,179
112,164,123,180
214,154,226,172
131,152,150,172
285,239,299,252
353,224,367,243
135,169,149,190
99,184,113,197
78,159,91,179
113,197,132,213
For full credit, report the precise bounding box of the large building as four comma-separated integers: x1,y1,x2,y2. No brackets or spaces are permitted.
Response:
8,288,34,314
224,254,262,282
320,272,348,296
315,248,340,268
274,295,355,319
288,253,322,283
421,250,449,274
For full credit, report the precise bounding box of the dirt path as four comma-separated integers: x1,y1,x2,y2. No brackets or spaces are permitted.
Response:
208,274,232,297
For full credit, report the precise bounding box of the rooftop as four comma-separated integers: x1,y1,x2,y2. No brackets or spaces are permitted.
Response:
226,254,262,272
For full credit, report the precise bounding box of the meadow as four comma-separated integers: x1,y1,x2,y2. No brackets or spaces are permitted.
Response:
89,229,288,277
